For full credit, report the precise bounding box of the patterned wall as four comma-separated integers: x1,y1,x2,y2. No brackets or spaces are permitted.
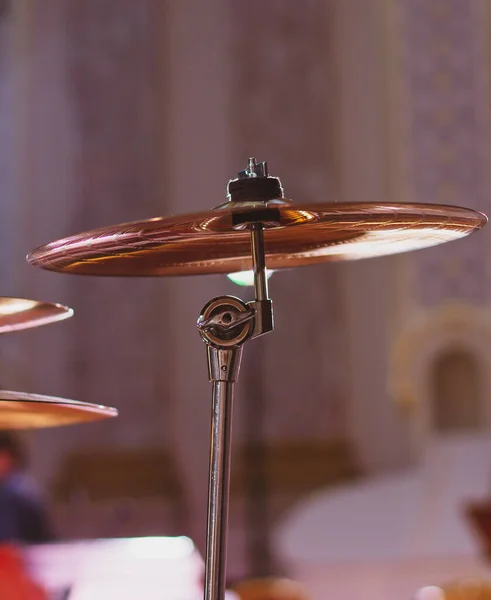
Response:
10,0,175,491
231,0,348,441
0,8,13,286
396,0,491,306
62,0,171,449
0,7,17,382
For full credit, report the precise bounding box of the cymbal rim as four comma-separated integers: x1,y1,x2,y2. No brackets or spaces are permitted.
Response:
26,202,487,277
0,390,118,430
0,298,73,333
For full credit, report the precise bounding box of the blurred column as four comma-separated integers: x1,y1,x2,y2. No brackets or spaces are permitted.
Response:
230,0,351,580
12,0,173,490
0,3,19,383
332,0,416,471
11,0,80,480
164,0,235,554
231,0,349,466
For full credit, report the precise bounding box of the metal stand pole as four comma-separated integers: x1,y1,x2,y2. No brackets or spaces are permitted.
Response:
204,348,242,600
197,219,273,600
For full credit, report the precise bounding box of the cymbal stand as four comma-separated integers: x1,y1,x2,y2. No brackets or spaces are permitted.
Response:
197,159,275,600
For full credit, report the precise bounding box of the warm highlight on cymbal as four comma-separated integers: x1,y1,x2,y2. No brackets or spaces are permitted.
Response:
27,202,486,277
0,390,118,429
0,298,73,333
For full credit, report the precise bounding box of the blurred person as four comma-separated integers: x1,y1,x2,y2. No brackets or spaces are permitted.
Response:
231,578,310,600
0,545,47,599
0,431,53,544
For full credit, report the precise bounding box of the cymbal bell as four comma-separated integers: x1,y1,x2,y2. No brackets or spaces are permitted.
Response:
27,201,486,277
0,390,118,429
0,298,72,333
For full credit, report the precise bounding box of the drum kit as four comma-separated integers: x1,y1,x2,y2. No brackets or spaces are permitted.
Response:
0,157,483,599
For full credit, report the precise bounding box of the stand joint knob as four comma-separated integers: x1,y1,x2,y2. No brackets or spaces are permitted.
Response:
197,296,254,349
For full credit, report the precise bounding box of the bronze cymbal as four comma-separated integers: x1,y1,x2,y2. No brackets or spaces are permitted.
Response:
0,298,73,333
26,202,487,277
0,390,118,429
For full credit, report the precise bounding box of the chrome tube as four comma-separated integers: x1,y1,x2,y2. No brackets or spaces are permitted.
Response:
204,379,235,600
251,223,268,302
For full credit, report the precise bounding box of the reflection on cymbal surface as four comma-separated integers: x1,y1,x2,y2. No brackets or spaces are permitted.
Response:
0,390,118,429
0,298,73,333
26,202,487,277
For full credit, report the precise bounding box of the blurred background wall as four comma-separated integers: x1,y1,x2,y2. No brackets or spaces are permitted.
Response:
0,0,489,584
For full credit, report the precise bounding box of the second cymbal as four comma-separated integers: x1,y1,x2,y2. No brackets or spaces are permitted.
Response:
0,390,118,429
0,298,72,333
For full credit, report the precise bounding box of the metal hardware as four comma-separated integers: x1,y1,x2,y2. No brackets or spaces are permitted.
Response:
198,160,275,600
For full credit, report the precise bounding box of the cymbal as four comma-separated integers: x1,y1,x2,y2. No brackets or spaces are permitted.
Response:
0,390,118,429
0,298,73,333
26,202,487,276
